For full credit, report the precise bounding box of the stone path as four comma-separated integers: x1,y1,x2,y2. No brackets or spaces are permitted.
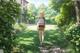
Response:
39,46,65,53
38,42,65,53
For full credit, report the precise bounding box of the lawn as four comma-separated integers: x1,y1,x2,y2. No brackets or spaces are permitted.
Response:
14,25,69,53
15,30,40,53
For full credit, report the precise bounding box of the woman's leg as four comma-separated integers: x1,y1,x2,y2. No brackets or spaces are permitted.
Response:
38,30,41,42
41,29,45,43
38,29,42,44
38,27,45,45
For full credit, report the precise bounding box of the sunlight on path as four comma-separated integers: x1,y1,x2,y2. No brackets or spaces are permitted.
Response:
27,24,58,31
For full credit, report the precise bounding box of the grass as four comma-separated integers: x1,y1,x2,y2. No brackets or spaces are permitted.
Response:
15,30,40,53
14,27,69,53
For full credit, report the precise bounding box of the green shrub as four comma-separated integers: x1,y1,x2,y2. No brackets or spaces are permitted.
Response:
14,23,27,33
66,24,80,52
0,0,20,53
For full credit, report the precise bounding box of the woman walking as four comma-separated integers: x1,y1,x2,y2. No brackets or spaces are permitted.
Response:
37,12,45,45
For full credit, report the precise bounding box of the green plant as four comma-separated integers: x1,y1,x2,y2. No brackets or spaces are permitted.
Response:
66,24,80,52
0,0,20,53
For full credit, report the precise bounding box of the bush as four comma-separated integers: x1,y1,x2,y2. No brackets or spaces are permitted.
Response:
66,24,80,52
14,23,27,33
0,0,20,53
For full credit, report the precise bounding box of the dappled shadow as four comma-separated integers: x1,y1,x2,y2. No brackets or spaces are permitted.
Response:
14,28,69,53
15,30,40,53
44,29,69,48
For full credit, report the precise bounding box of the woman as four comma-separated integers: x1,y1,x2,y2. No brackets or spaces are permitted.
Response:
37,12,45,45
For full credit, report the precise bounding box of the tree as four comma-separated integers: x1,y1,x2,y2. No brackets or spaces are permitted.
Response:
74,0,80,25
49,0,64,12
27,3,37,24
49,0,80,52
0,0,20,53
49,0,76,28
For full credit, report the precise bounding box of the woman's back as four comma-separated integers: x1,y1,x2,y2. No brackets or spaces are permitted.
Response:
37,18,45,25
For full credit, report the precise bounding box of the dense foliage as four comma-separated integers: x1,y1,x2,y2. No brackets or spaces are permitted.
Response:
0,0,20,53
66,25,80,52
55,0,76,27
27,3,57,24
49,0,80,52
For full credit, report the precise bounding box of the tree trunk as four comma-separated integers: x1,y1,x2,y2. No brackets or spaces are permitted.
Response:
74,0,80,26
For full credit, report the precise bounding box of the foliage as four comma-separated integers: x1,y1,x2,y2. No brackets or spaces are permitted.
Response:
45,7,57,24
27,3,37,24
49,0,79,52
14,28,68,53
27,3,57,24
0,0,20,53
66,24,80,52
49,0,76,27
49,0,64,12
55,0,76,27
14,30,40,53
14,23,27,33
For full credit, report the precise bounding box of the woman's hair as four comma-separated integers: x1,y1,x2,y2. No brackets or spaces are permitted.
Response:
39,11,44,17
40,11,44,15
